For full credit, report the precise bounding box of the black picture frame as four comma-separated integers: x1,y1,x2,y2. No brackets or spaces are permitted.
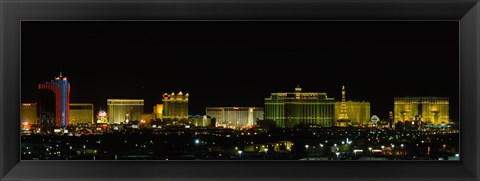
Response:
1,0,479,180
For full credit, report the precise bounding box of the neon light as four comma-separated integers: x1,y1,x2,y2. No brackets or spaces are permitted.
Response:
39,73,70,128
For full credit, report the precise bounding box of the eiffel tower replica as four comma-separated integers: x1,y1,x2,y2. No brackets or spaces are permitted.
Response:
336,85,351,127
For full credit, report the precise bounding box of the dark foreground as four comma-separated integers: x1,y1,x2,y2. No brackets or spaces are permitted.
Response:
21,127,459,160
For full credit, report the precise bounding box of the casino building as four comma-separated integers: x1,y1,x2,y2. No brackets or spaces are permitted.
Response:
162,91,189,121
153,104,163,120
38,73,70,128
394,97,449,126
69,103,94,124
334,101,370,126
333,86,371,126
21,103,38,125
107,99,144,124
206,107,264,128
264,86,335,128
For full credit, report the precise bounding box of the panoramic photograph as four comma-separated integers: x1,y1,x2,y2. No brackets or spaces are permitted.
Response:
20,21,459,160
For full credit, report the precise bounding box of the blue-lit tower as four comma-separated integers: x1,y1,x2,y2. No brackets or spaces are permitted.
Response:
38,72,71,128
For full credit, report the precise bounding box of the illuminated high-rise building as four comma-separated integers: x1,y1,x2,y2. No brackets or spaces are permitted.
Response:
206,107,264,128
334,101,370,126
333,86,371,126
264,86,335,128
162,92,188,120
69,103,94,124
394,97,449,126
107,99,144,124
21,103,38,125
38,72,70,127
153,104,163,120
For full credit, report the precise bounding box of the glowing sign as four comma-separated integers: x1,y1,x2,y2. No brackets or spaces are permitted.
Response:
97,111,108,117
371,115,380,124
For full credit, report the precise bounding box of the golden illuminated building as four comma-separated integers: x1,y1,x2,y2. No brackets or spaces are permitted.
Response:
153,104,163,120
264,86,335,128
206,107,264,128
69,103,94,124
334,101,370,126
107,99,144,124
21,103,38,125
394,97,449,125
162,91,189,120
187,115,214,127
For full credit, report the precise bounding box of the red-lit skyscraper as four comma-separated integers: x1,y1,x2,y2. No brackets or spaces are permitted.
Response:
38,73,71,128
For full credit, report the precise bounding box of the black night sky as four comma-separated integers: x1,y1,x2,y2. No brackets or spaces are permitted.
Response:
21,21,459,120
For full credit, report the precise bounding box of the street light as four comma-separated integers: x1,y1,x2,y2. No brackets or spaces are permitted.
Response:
305,145,309,160
264,148,268,160
195,139,200,144
368,147,372,160
391,144,395,157
400,144,404,155
335,152,340,160
238,150,243,160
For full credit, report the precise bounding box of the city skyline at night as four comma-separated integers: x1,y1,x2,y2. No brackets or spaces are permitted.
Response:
21,21,459,120
23,73,457,124
20,21,460,161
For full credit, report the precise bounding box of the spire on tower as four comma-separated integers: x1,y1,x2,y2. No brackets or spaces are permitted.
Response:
295,85,302,92
339,85,349,120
